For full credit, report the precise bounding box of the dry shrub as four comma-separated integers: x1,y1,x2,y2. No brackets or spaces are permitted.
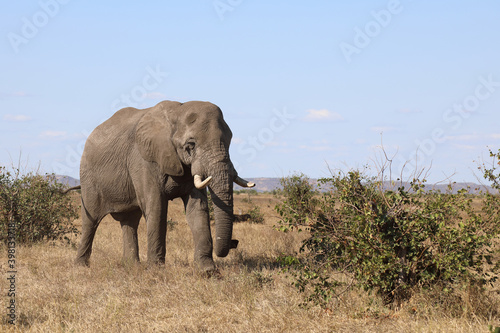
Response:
0,167,79,244
276,171,500,317
405,282,500,321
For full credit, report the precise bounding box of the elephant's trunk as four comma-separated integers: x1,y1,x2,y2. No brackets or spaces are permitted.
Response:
207,161,235,258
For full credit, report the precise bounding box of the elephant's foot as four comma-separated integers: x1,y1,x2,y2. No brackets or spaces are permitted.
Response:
146,258,166,267
121,248,140,266
74,256,90,267
121,256,141,267
195,257,217,276
199,267,222,279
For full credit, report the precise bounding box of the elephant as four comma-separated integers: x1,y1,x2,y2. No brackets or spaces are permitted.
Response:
73,100,255,273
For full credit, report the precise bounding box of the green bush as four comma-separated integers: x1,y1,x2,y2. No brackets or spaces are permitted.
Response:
234,189,258,195
276,171,500,308
0,167,79,244
241,190,258,203
248,205,264,224
275,173,318,232
483,148,500,191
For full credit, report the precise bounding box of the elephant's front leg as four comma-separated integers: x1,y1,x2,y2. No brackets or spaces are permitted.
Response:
144,198,168,265
183,189,216,273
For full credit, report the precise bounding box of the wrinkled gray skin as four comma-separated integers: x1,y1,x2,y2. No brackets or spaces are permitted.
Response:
75,100,253,273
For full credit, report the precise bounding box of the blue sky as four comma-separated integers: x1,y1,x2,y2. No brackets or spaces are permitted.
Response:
1,1,500,184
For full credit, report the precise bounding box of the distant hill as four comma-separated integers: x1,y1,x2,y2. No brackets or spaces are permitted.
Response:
235,178,495,194
234,178,282,192
55,175,80,187
55,176,284,192
54,176,282,191
55,176,494,194
369,181,494,194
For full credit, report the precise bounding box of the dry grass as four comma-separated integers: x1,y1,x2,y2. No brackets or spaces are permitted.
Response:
1,193,499,332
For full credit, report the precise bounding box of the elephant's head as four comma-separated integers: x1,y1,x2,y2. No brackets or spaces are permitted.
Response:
135,100,254,257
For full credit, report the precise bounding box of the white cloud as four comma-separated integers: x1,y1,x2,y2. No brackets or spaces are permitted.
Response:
397,108,422,114
3,114,32,122
369,144,400,152
443,133,500,142
355,139,367,145
40,131,67,139
232,137,244,145
0,91,31,99
303,109,344,122
143,92,167,100
299,145,333,152
371,126,395,133
443,134,481,142
299,142,336,152
453,144,478,151
264,141,286,147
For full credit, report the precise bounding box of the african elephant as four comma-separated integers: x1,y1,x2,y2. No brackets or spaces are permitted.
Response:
74,100,255,273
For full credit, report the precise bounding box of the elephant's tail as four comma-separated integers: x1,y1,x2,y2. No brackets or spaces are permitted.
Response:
61,185,81,194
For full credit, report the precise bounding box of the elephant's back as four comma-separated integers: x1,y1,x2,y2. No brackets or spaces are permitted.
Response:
80,107,147,180
95,107,146,136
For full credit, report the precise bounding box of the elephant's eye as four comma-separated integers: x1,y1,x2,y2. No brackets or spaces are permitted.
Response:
184,141,195,157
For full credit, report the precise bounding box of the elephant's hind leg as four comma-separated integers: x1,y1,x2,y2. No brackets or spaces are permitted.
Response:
75,206,101,266
112,210,142,264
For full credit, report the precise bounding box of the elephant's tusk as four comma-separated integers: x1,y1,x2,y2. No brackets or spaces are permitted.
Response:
234,176,255,188
194,175,212,189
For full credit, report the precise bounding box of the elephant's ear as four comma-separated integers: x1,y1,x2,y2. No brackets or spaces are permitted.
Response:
135,107,184,176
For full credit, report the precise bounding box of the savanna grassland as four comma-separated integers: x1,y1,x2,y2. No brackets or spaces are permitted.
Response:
1,192,500,332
